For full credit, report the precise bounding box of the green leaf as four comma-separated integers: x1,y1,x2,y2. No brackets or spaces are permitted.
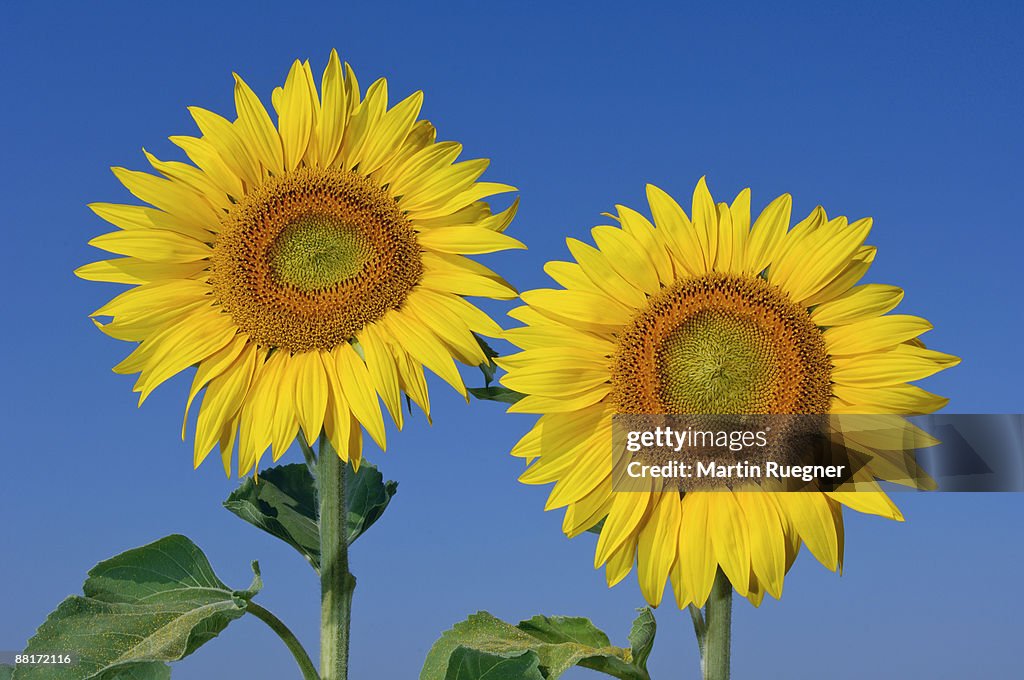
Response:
224,464,320,570
12,535,258,680
474,334,500,387
468,386,525,405
444,649,543,680
627,609,656,671
96,665,171,680
421,611,653,680
346,461,399,545
223,461,397,572
1,666,15,680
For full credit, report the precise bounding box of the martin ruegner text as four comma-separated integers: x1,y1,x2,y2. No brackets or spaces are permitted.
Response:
625,460,846,483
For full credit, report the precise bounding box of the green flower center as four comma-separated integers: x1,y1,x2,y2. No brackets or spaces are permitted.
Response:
268,215,373,291
658,310,782,413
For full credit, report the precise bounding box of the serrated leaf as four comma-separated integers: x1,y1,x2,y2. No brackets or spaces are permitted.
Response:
421,611,652,680
223,461,397,572
12,536,257,680
444,648,543,680
468,387,526,405
627,609,655,671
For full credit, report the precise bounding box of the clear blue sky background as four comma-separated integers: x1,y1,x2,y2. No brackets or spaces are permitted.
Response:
1,2,1021,678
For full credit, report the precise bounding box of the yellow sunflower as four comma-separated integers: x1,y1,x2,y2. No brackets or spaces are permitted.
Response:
77,50,521,475
498,177,958,608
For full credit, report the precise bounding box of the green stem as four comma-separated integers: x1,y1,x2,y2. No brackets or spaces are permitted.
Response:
703,569,732,680
246,601,320,680
298,430,318,478
687,603,707,674
318,433,355,680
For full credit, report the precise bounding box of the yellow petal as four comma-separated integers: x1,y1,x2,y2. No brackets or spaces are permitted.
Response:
75,258,207,285
335,342,387,449
394,348,431,421
810,284,904,326
388,142,463,200
133,309,237,403
506,389,611,414
727,188,751,273
417,225,525,254
322,353,353,461
357,324,404,429
278,60,315,171
714,202,735,273
832,382,949,414
318,49,349,167
416,289,504,338
357,90,424,175
637,493,681,607
591,225,660,295
168,135,245,199
678,493,716,606
238,352,285,474
411,181,516,221
646,183,705,276
708,493,751,596
520,289,633,328
110,168,218,239
188,106,259,187
195,344,259,468
773,218,872,302
691,176,718,271
605,531,639,587
294,350,329,444
342,78,387,171
776,493,839,571
143,149,230,212
381,311,465,396
183,333,248,438
563,478,613,538
92,279,210,319
735,492,785,598
233,73,284,175
828,488,904,521
595,488,652,566
88,229,211,263
824,314,933,355
832,344,960,387
566,238,647,309
800,245,876,308
744,193,792,275
544,433,612,509
269,358,299,461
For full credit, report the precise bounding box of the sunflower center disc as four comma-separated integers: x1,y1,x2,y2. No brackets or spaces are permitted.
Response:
611,273,832,415
268,216,372,291
212,168,422,353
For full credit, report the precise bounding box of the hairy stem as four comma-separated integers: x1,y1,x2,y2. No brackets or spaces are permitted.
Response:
703,568,732,680
246,600,320,680
318,434,355,680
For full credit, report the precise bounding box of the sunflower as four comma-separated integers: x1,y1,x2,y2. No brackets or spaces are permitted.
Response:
77,50,521,475
498,178,958,608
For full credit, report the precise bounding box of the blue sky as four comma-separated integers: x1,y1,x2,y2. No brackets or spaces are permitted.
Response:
1,1,1021,678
